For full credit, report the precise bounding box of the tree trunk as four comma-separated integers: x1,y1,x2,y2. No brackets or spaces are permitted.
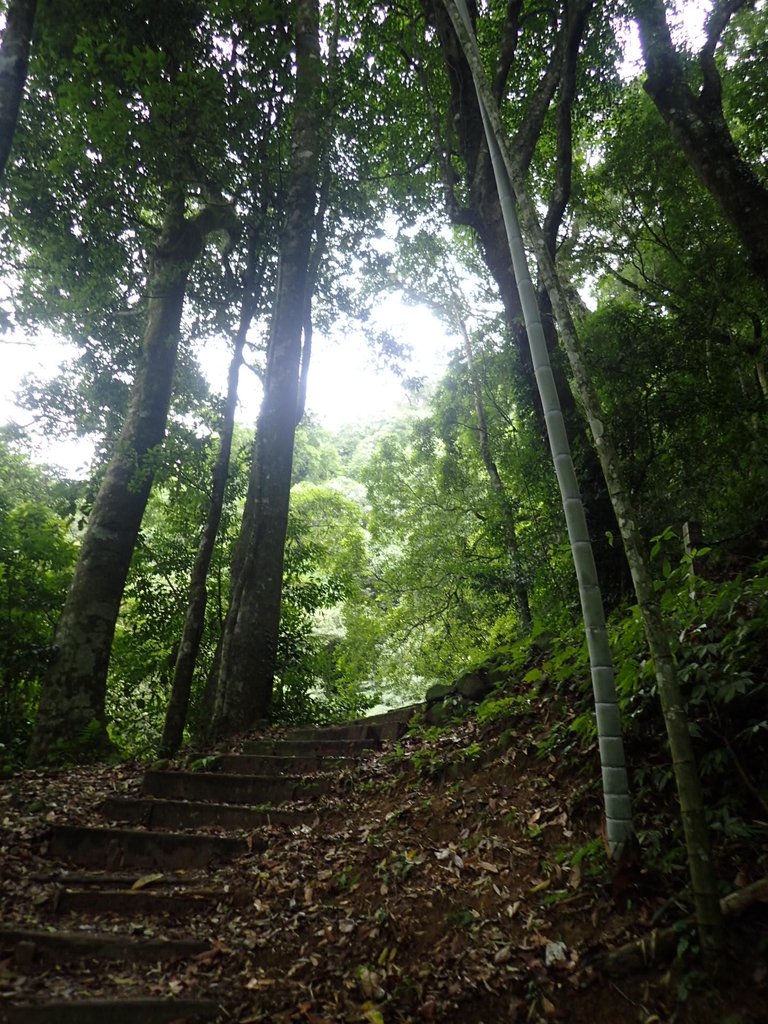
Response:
446,0,634,861
28,192,235,764
0,0,37,177
444,0,725,954
422,0,629,600
633,0,768,291
211,0,322,736
158,237,261,757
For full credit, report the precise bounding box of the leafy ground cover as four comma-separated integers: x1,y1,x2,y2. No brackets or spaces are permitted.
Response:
1,688,766,1023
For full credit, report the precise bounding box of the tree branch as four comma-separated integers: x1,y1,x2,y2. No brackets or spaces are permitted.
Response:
700,0,753,111
543,0,594,254
491,0,523,102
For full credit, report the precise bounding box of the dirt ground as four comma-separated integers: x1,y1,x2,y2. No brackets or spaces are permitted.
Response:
1,712,767,1023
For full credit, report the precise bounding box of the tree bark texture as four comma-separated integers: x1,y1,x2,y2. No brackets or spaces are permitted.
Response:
0,0,36,177
28,193,235,764
633,0,768,292
211,0,322,736
445,0,725,953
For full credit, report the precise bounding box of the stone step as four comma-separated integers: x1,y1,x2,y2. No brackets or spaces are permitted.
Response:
48,825,253,870
0,927,208,967
285,723,377,741
0,999,221,1024
242,737,377,757
52,886,242,917
102,795,312,830
33,870,251,917
287,706,419,743
363,704,422,725
142,770,330,805
30,870,195,887
364,704,422,737
211,752,351,774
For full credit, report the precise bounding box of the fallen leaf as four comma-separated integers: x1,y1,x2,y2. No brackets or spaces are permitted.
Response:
419,999,437,1020
130,872,163,891
362,1004,385,1024
192,946,223,965
544,941,567,966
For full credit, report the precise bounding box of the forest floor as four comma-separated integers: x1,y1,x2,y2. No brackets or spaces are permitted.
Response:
1,702,767,1024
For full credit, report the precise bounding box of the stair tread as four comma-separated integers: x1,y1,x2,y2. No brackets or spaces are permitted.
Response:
0,998,221,1024
0,926,210,963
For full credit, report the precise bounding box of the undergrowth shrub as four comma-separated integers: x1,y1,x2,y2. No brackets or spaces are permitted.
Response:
479,541,768,871
540,542,768,863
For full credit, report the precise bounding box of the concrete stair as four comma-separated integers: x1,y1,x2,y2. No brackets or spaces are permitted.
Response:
141,768,331,804
241,736,378,756
1,707,417,1024
0,927,209,966
101,795,310,830
0,999,221,1023
48,824,253,869
210,752,352,773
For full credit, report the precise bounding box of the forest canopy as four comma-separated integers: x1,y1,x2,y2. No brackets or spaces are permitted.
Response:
0,0,765,827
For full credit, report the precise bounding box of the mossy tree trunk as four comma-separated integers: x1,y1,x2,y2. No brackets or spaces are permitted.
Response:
28,192,236,764
633,0,768,292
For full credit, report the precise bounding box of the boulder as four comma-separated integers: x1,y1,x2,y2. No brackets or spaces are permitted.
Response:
454,669,492,702
425,682,453,704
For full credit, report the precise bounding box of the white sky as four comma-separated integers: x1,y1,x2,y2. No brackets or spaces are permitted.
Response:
198,294,455,429
0,295,455,476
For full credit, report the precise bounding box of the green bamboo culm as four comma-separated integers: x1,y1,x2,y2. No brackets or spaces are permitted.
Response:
446,0,633,857
444,0,725,955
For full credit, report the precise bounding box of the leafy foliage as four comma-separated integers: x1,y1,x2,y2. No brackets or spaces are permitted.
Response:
0,436,77,765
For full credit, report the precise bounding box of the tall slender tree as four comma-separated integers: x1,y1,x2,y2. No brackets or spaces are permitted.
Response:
385,232,533,632
29,191,237,762
445,0,634,861
211,0,324,733
444,0,725,951
22,0,242,762
418,0,628,598
159,232,262,756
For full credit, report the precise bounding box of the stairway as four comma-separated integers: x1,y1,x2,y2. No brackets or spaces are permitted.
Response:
0,707,417,1024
